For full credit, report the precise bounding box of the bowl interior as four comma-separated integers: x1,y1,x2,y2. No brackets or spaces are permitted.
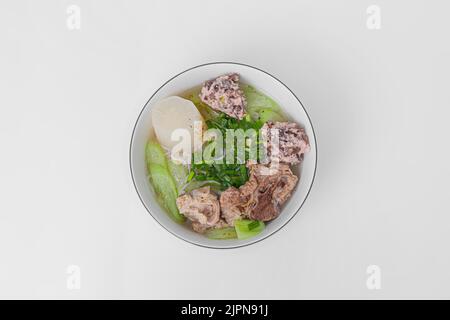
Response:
130,63,317,248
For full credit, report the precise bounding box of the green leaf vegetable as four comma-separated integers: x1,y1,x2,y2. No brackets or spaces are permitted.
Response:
145,141,185,223
205,227,238,240
242,84,285,122
234,219,265,240
206,219,265,240
167,160,188,194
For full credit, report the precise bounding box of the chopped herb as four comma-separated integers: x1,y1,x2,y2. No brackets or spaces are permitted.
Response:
188,113,264,188
247,220,261,231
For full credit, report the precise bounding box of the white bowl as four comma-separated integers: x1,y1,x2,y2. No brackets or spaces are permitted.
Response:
130,62,317,249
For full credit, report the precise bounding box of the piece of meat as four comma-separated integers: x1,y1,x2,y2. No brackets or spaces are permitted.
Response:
176,186,220,233
199,73,247,120
245,163,298,221
219,163,298,222
193,218,229,233
219,187,246,225
191,222,208,233
261,121,310,165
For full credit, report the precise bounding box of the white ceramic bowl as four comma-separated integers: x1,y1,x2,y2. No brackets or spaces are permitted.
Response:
130,62,317,249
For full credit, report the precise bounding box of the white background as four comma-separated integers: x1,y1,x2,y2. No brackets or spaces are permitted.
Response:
1,0,449,299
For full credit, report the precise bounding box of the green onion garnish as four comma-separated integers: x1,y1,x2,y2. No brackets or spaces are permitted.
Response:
247,220,260,231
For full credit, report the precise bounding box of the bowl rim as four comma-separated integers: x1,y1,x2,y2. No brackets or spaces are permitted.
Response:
129,61,318,249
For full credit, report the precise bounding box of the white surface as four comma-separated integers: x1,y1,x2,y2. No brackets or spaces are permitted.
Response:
130,63,317,249
0,0,449,299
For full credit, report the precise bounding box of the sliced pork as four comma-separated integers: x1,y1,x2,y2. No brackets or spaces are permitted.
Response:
245,163,298,221
219,187,246,225
219,163,298,222
176,186,220,233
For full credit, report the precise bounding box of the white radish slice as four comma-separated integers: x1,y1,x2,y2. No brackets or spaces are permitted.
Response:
151,96,204,154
